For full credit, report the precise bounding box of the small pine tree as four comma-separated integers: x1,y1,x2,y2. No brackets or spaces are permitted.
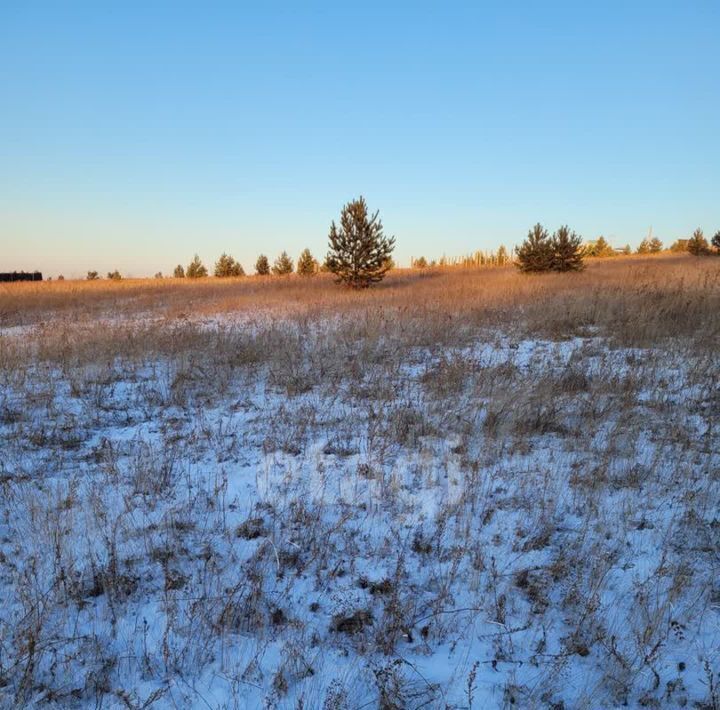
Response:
649,237,663,253
107,270,122,280
586,236,615,257
622,244,632,255
516,223,553,272
154,271,163,279
296,248,317,276
711,230,720,252
86,270,99,281
173,264,185,278
255,254,270,275
413,256,428,269
272,251,294,275
637,238,651,254
687,228,710,256
186,254,208,278
57,275,65,281
214,253,244,277
326,196,395,288
670,239,688,252
552,226,584,272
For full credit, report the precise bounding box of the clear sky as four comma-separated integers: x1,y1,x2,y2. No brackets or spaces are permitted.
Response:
1,1,718,277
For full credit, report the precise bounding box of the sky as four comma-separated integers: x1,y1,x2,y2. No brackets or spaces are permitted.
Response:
1,1,718,277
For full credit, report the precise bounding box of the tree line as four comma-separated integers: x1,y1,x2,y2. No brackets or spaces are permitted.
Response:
69,200,718,285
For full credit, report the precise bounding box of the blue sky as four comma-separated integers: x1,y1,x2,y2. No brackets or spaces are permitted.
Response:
1,1,718,277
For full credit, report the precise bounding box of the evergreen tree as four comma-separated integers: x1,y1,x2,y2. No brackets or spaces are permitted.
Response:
186,254,208,278
637,238,651,254
552,226,585,272
711,230,720,253
255,254,270,275
670,239,689,252
687,228,710,256
272,251,294,275
214,253,244,277
585,236,615,257
413,256,428,269
622,244,632,255
107,270,122,280
154,272,163,279
649,237,663,253
326,196,395,288
296,248,317,276
516,223,553,272
86,270,99,281
57,275,65,281
173,264,185,278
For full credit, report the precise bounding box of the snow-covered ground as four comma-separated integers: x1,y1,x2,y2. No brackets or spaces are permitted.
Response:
0,313,717,709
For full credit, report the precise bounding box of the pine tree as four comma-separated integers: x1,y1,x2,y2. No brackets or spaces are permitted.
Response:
214,253,244,277
622,244,632,255
649,237,663,253
637,238,651,254
326,196,395,288
687,228,709,256
552,226,584,272
107,270,122,280
712,231,720,253
586,236,615,257
272,251,294,275
173,265,185,278
186,254,208,278
297,248,317,276
86,270,99,280
516,223,553,272
413,256,428,269
255,254,270,275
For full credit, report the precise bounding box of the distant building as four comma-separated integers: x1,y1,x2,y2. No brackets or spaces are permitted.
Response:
0,271,43,282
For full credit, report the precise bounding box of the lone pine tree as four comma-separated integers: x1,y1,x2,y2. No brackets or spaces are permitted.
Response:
516,224,553,272
326,196,395,288
173,264,185,278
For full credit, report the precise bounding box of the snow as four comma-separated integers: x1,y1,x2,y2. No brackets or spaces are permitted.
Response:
0,316,717,708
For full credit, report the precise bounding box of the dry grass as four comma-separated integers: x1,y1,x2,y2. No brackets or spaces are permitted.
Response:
0,253,718,708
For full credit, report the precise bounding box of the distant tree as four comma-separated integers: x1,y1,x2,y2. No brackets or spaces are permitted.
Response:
326,196,396,288
670,239,689,253
585,236,615,257
255,254,270,275
272,251,294,275
186,254,208,278
107,270,122,280
687,228,710,256
649,237,663,253
173,264,185,278
296,248,317,276
154,271,163,279
711,230,720,253
214,252,244,277
552,226,585,272
516,223,553,273
622,244,632,255
497,245,510,265
57,275,65,281
86,270,99,281
413,256,428,269
637,238,651,254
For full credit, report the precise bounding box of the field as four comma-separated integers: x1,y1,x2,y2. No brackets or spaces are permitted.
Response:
0,255,718,709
